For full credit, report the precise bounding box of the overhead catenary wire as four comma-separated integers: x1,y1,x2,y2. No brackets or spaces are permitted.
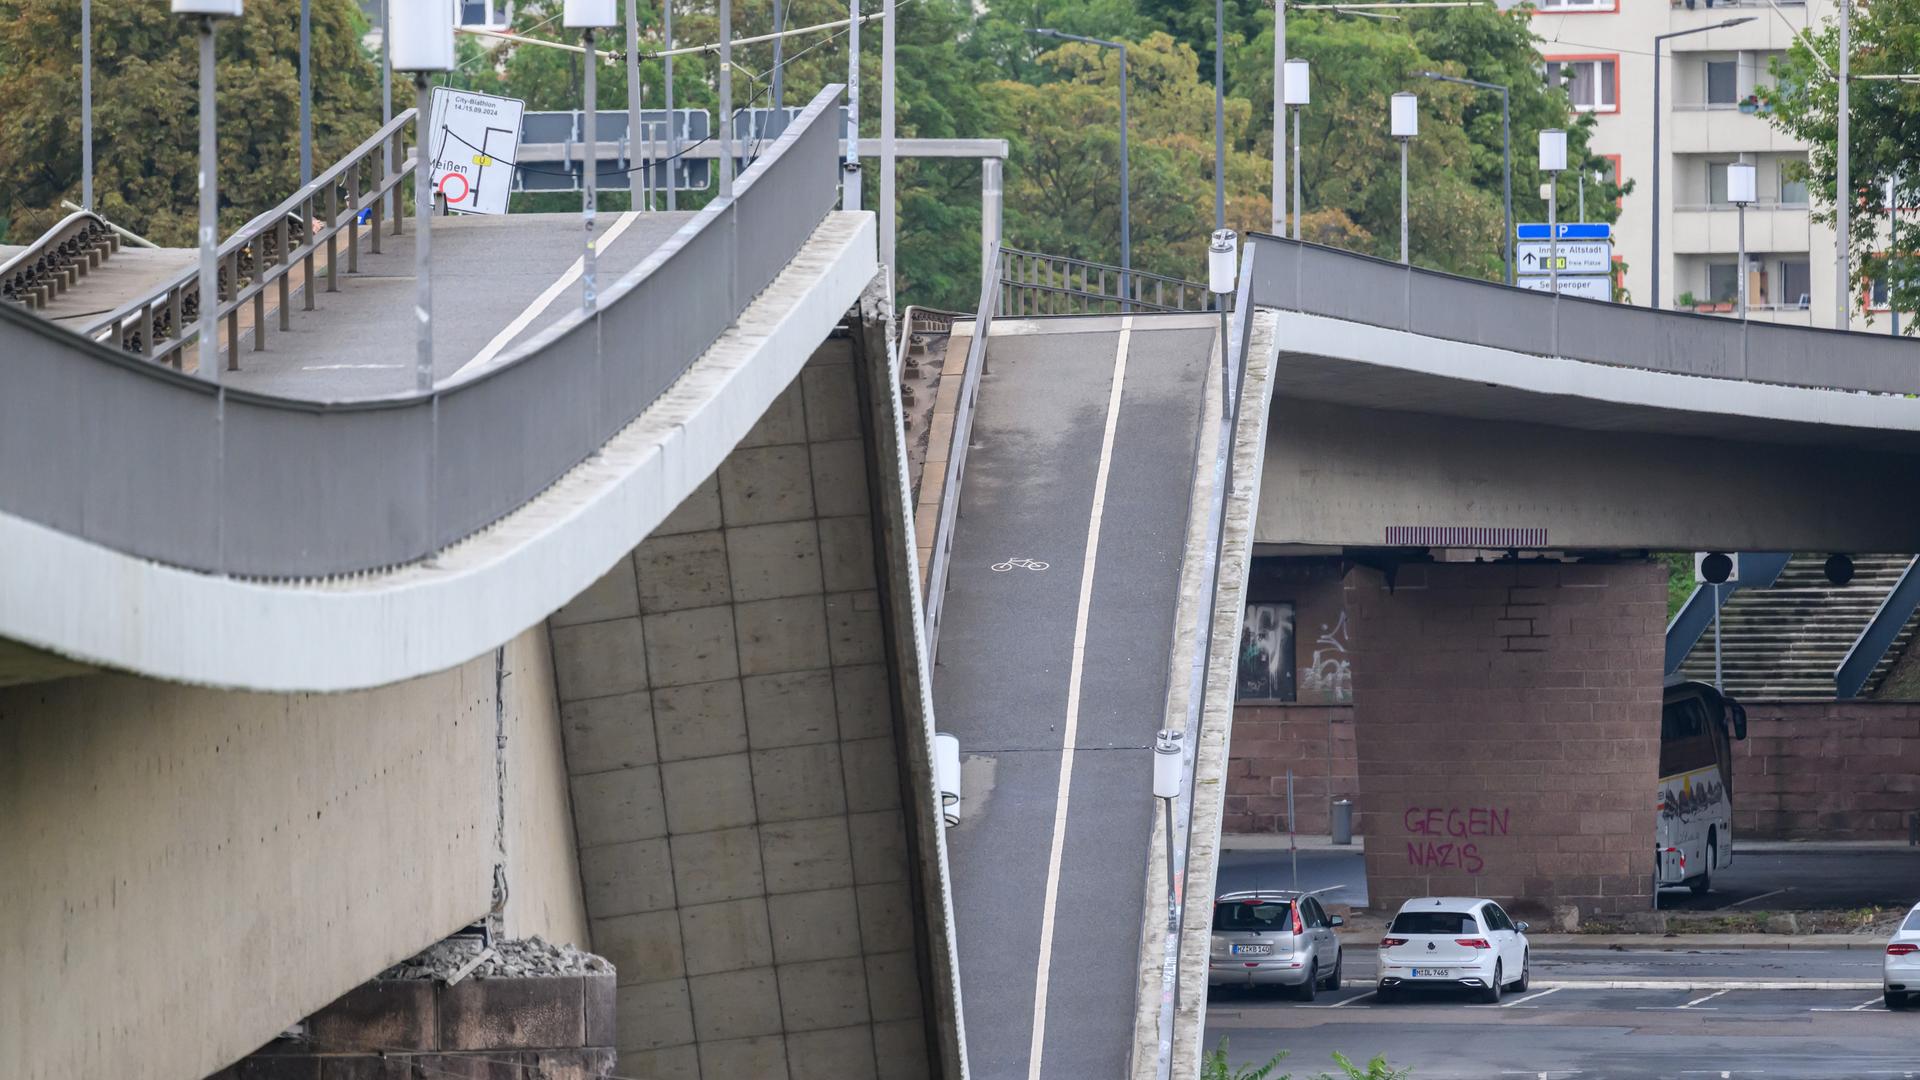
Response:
454,8,890,61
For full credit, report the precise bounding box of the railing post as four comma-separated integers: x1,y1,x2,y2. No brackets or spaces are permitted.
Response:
371,150,385,254
276,217,291,331
347,165,361,274
223,250,240,370
391,123,403,236
167,286,183,366
302,193,317,310
326,183,340,293
252,239,267,351
139,303,155,360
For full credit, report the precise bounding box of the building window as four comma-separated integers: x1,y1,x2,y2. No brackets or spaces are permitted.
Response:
458,1,511,28
1708,162,1730,206
1870,270,1891,309
1536,0,1614,9
1705,60,1738,106
1708,262,1739,303
1237,603,1297,702
1781,259,1811,308
1545,57,1618,113
1779,159,1809,206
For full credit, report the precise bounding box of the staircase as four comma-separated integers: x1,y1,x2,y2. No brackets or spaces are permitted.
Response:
1679,554,1920,699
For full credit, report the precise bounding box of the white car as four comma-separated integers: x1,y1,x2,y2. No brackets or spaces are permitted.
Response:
1884,903,1920,1009
1376,896,1530,1004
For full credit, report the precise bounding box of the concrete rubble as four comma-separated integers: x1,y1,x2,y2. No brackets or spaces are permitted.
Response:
379,935,614,981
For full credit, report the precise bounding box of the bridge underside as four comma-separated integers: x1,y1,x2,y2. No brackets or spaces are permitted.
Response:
1259,312,1920,554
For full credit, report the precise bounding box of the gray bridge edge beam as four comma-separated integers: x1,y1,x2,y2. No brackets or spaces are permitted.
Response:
1837,556,1920,699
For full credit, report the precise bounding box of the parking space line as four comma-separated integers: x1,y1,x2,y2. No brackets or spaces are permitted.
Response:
1726,887,1790,908
1681,989,1732,1009
1317,990,1376,1009
1851,996,1884,1011
1504,987,1563,1008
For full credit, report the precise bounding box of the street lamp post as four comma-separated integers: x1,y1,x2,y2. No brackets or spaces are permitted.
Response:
1283,59,1310,241
1419,72,1511,283
626,0,643,211
1653,17,1756,309
173,0,244,383
1729,159,1756,320
1273,1,1286,236
1153,729,1185,931
1214,0,1226,231
300,0,312,185
1209,229,1237,413
81,0,93,211
1391,92,1418,265
1541,129,1567,296
566,1,619,314
1837,0,1851,330
1032,29,1130,308
391,0,455,391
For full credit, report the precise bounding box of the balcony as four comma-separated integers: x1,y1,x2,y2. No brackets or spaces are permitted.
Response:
1672,204,1811,254
1668,105,1804,155
1666,2,1812,51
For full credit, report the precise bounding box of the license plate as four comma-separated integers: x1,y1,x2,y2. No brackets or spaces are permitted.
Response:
1410,968,1451,978
1231,944,1272,956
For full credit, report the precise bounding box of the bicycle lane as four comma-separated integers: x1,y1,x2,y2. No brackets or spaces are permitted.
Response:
933,314,1218,1078
937,316,1119,1079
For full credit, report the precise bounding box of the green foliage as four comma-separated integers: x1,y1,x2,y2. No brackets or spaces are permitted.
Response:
0,0,379,246
1660,551,1697,619
1763,0,1920,331
1201,1041,1411,1080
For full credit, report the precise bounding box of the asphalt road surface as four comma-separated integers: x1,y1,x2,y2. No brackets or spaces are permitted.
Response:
934,314,1217,1078
1207,949,1911,1080
1216,845,1920,913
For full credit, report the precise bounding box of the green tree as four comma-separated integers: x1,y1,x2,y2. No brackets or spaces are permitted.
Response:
1763,0,1920,330
0,0,379,245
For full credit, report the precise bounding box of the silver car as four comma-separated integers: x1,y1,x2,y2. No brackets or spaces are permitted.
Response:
1208,890,1344,999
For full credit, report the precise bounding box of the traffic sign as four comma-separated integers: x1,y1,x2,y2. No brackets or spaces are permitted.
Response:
428,87,524,216
1516,274,1612,300
1516,222,1611,241
1517,240,1613,276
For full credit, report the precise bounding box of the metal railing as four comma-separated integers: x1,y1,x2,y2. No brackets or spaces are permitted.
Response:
1663,553,1791,675
999,247,1225,316
84,109,416,367
1838,556,1920,699
1245,233,1920,395
0,86,847,581
922,245,1001,658
1,210,120,309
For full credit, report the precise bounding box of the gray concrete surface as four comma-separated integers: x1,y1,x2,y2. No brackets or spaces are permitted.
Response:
935,315,1215,1078
34,246,196,328
1208,949,1910,1080
1217,844,1920,915
224,211,691,400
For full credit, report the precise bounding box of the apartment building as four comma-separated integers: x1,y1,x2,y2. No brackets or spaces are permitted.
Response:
1525,0,1890,328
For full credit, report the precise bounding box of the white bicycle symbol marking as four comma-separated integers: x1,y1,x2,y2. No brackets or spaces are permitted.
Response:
991,556,1050,572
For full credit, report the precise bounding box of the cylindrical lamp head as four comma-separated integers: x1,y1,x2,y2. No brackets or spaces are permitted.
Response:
1538,128,1568,173
1208,230,1238,294
391,1,456,72
1727,161,1757,205
171,0,243,14
1391,92,1419,139
1283,59,1311,108
1153,729,1184,800
564,0,620,28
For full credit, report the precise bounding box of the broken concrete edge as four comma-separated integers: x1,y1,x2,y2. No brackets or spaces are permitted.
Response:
857,280,972,1080
1127,314,1231,1080
1170,312,1281,1077
218,967,617,1069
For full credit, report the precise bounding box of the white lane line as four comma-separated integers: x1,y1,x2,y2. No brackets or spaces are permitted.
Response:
1025,316,1132,1080
1505,986,1563,1008
1298,990,1375,1009
1727,887,1790,908
1682,989,1732,1009
448,209,642,380
302,363,402,370
1851,996,1886,1011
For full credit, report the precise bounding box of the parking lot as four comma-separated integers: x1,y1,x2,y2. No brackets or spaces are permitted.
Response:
1207,948,1915,1079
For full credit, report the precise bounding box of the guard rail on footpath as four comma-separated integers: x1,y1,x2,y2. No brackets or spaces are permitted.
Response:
922,245,1001,658
85,108,417,367
1000,247,1225,316
1244,232,1920,395
1839,557,1920,699
0,86,847,580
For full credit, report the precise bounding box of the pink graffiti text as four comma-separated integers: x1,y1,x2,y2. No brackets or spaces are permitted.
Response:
1405,841,1485,874
1402,806,1511,839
